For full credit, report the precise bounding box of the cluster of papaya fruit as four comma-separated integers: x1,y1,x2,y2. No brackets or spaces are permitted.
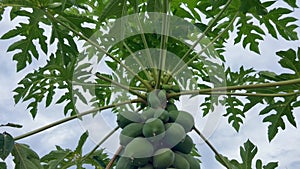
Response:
116,90,200,169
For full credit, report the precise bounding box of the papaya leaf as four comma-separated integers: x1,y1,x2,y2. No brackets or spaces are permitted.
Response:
74,131,89,154
256,159,263,169
283,0,298,8
84,149,111,168
240,140,258,168
11,143,43,169
41,145,74,169
1,8,48,71
0,7,4,20
216,140,278,169
260,96,297,141
13,52,79,117
222,96,245,132
261,8,298,40
42,132,110,168
257,48,300,141
0,123,23,128
93,73,113,108
234,15,265,54
98,0,128,23
215,154,238,169
0,132,14,160
55,12,95,38
221,67,258,131
264,162,279,169
239,0,262,13
0,162,6,169
276,48,300,77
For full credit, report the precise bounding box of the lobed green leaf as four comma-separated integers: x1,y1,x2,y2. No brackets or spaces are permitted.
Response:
216,140,278,168
0,132,14,160
0,162,6,169
11,143,43,169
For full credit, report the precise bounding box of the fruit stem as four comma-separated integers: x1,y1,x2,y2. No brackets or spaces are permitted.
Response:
71,80,148,91
156,0,170,89
165,0,234,83
167,78,300,99
82,126,120,162
171,12,239,79
122,42,153,82
106,146,123,169
193,126,231,168
95,72,147,100
135,14,159,87
168,91,299,98
13,99,141,141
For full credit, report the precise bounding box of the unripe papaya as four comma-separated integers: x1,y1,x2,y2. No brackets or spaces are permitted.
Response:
154,108,169,123
173,152,190,169
120,123,144,146
141,107,155,121
143,118,165,142
147,91,161,108
139,164,154,169
132,157,151,167
169,110,194,132
124,137,154,159
157,90,167,107
168,110,179,122
173,135,193,154
153,148,175,169
166,102,178,112
115,157,136,169
163,123,186,148
117,111,143,128
180,153,201,169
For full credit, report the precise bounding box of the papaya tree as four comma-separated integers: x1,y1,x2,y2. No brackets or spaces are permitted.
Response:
0,0,299,168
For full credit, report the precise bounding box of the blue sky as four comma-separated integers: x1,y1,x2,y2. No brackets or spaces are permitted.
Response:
1,2,300,169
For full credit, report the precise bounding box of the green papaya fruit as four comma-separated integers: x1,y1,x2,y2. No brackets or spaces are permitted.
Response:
180,153,201,169
143,118,165,142
153,148,175,169
124,137,154,159
132,157,151,167
168,110,179,122
139,164,154,169
141,107,155,121
169,110,194,132
173,152,190,169
154,108,169,123
173,135,193,154
166,102,178,112
120,123,144,146
116,157,136,169
117,111,143,128
163,123,186,148
157,90,167,107
147,91,161,108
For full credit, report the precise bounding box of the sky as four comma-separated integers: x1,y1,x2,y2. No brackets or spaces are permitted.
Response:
1,2,300,169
